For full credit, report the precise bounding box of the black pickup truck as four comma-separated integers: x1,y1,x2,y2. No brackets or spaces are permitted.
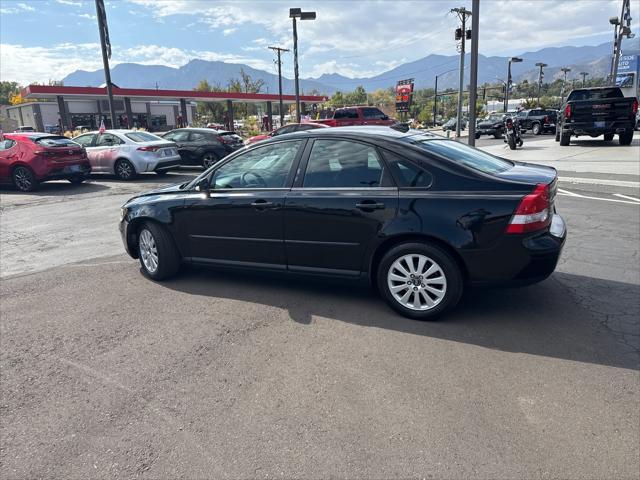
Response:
556,87,638,146
516,109,557,135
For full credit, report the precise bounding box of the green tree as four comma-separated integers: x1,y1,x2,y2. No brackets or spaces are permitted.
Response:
0,81,20,105
194,79,226,125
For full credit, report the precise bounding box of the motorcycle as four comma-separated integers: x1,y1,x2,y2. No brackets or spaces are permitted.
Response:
504,116,523,150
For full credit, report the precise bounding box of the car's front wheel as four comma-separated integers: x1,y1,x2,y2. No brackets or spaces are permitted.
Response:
377,242,463,320
201,152,219,169
12,166,37,192
137,222,181,280
532,123,541,135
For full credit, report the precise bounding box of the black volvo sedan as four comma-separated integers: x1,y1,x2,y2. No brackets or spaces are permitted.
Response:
119,126,566,320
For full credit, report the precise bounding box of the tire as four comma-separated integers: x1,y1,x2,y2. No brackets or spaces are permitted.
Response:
603,133,614,142
493,130,503,139
619,129,634,145
377,242,464,320
507,134,516,150
201,152,219,169
12,165,38,192
68,175,86,184
474,132,481,139
532,123,541,135
114,159,136,181
560,130,571,146
137,222,181,280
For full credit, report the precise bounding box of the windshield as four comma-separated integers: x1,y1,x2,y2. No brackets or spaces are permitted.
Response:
32,135,79,147
125,132,163,142
487,114,503,121
405,137,512,174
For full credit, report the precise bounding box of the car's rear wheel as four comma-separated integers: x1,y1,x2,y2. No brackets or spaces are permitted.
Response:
603,133,614,141
137,222,181,280
377,242,463,320
114,159,136,180
619,129,634,145
201,152,219,169
559,129,571,146
532,123,541,135
494,130,503,139
12,166,37,192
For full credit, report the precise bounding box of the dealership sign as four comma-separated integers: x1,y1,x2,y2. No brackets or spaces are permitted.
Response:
395,79,414,113
616,54,639,90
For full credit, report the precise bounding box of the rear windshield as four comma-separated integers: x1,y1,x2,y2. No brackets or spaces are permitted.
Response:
32,135,79,147
567,88,623,101
125,132,162,142
405,138,512,174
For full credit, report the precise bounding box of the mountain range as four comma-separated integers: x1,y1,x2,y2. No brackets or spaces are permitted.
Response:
62,39,640,94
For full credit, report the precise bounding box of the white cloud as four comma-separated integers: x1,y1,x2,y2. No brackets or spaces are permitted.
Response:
76,13,96,20
56,0,83,5
222,28,236,36
1,1,36,14
16,2,35,11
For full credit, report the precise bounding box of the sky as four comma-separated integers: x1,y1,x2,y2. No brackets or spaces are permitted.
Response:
0,0,636,85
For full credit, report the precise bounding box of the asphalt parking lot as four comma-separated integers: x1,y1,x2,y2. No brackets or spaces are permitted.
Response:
1,136,639,478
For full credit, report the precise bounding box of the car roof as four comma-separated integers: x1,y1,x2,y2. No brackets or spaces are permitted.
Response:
279,125,440,141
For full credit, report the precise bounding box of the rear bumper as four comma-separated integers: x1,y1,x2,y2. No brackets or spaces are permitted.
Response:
463,214,567,287
37,162,91,181
563,120,634,135
154,158,182,172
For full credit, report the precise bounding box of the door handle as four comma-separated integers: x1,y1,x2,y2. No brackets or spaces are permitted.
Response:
356,201,385,210
251,200,275,209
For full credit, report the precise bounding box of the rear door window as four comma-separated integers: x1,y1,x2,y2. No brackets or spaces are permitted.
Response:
362,107,386,119
164,130,190,142
95,133,123,146
73,134,96,147
334,109,359,119
381,150,432,188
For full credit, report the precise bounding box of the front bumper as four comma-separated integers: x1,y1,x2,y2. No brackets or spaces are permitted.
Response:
463,214,567,286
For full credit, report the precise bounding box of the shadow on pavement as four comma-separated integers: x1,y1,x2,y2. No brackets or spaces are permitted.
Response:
568,138,640,147
0,180,110,196
161,268,639,371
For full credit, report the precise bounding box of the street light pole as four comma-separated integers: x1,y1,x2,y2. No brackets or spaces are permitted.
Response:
433,67,458,127
560,67,571,104
467,0,479,146
535,62,547,107
580,71,589,87
505,57,523,113
290,8,316,124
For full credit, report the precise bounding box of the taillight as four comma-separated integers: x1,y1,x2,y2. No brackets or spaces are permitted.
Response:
632,98,638,115
137,145,160,151
34,150,55,157
543,116,549,123
506,184,551,234
564,104,571,119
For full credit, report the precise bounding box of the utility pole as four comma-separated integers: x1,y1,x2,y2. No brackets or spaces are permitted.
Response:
560,67,571,104
451,6,471,138
95,0,116,129
269,46,289,127
433,75,438,127
535,62,547,107
467,0,479,146
580,71,589,87
290,8,316,123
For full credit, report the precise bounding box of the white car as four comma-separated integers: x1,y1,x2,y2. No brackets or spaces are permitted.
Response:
72,130,180,180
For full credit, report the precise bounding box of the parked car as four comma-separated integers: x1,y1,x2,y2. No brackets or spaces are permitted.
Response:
315,106,395,127
119,125,566,320
442,118,466,131
44,125,62,135
72,129,180,180
515,109,557,135
14,126,35,133
206,123,225,130
475,113,505,139
0,133,91,192
161,128,245,168
556,87,637,145
635,111,640,131
246,122,329,145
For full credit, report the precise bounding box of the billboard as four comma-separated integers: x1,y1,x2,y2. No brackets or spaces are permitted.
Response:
395,79,414,113
615,54,639,93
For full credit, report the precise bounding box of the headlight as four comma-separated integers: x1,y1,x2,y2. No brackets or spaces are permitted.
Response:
120,207,127,222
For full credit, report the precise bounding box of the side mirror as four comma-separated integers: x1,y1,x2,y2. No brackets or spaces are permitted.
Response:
194,177,210,196
381,115,389,120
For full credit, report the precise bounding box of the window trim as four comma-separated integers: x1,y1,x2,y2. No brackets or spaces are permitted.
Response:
204,138,307,191
294,137,395,190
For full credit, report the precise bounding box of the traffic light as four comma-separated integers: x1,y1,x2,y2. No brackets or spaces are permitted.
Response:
466,29,472,40
455,28,462,40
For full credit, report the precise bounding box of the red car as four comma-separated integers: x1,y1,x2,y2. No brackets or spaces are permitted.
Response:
315,106,395,127
245,122,328,145
0,133,91,192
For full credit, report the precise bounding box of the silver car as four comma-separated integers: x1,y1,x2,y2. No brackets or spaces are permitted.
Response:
72,130,181,180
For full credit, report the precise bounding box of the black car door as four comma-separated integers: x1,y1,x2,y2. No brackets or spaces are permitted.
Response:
164,130,193,163
181,139,305,268
283,138,398,276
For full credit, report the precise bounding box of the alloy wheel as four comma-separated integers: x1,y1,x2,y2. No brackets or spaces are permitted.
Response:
13,167,33,192
202,153,218,169
139,229,159,274
116,161,133,180
387,254,447,311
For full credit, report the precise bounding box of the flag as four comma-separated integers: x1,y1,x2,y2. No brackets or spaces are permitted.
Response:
99,118,105,133
96,0,111,59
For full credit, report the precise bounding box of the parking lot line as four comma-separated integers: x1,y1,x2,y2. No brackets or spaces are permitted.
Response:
613,193,640,203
